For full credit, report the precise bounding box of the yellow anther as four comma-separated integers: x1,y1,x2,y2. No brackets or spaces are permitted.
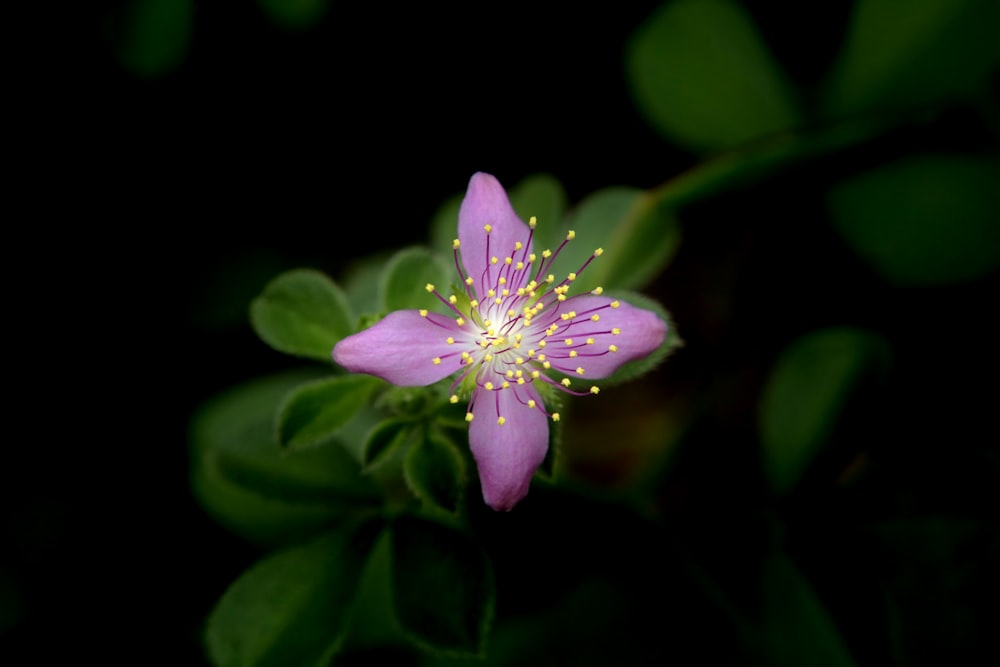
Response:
506,370,514,378
557,294,567,301
610,300,620,309
547,274,555,283
543,361,551,369
586,338,595,345
484,224,493,233
461,351,471,359
505,257,513,265
449,295,458,304
456,317,465,326
538,340,547,349
567,230,576,240
502,288,510,296
495,298,503,305
453,239,461,249
432,357,441,365
527,399,536,409
529,253,537,262
450,394,459,403
590,386,600,394
515,370,523,378
515,333,523,342
516,261,524,270
564,338,573,345
591,314,600,322
470,299,479,308
419,309,428,317
527,349,535,357
515,357,524,365
576,367,585,375
552,413,560,422
487,289,495,298
465,276,474,285
484,353,493,361
542,249,552,258
594,247,604,256
498,276,506,285
531,370,540,378
569,351,578,358
517,377,525,385
501,381,510,389
537,353,546,361
568,272,577,281
515,241,523,250
517,288,526,296
592,286,604,295
490,256,499,265
561,378,571,387
425,283,435,292
497,416,506,425
466,412,475,422
484,382,494,390
529,216,537,228
612,328,621,335
609,344,619,352
484,319,492,328
446,337,455,344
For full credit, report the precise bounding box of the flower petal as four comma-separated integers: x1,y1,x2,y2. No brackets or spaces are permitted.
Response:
469,384,549,511
458,172,533,299
332,310,464,386
538,295,667,379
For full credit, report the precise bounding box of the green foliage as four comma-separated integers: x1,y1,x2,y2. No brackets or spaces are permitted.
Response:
822,0,1000,118
759,327,891,495
828,154,1000,286
403,431,467,515
508,173,568,254
114,0,193,78
205,519,382,667
257,0,329,32
189,369,383,547
379,246,451,313
276,374,384,450
624,0,802,153
250,268,355,361
361,418,415,472
389,515,495,657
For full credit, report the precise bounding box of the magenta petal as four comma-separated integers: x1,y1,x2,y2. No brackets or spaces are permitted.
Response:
331,310,463,386
457,172,533,297
469,385,549,511
545,295,667,379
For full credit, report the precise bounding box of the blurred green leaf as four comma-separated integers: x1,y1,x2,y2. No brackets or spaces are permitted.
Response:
250,268,355,361
258,0,329,31
361,418,415,472
379,246,451,313
340,251,392,323
276,374,383,450
757,548,858,666
403,431,466,514
625,0,803,153
759,327,890,495
828,153,1000,286
114,0,192,78
430,194,463,255
508,173,568,254
822,0,1000,117
390,515,495,656
206,518,382,667
552,187,681,293
189,369,381,547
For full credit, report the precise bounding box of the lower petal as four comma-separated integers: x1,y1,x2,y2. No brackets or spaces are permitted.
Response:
468,385,549,511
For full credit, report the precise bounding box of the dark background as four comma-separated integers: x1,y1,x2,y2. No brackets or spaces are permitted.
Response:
6,1,997,665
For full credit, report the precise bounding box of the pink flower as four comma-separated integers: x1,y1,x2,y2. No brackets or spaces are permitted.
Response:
333,172,667,510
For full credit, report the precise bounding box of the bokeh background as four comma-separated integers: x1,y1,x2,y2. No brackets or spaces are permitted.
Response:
5,0,998,664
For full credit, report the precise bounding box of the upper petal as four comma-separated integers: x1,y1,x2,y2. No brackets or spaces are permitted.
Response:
332,310,465,386
535,295,667,379
469,384,549,511
457,172,533,298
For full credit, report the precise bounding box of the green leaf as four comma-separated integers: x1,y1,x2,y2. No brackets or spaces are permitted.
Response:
430,193,463,255
257,0,329,32
759,327,890,495
189,369,382,547
340,251,392,323
389,515,494,656
250,268,355,361
403,431,466,514
757,548,858,666
508,173,568,254
361,418,415,472
276,374,383,451
379,246,451,313
625,0,803,153
555,187,682,293
205,519,383,667
822,0,1000,118
828,154,1000,286
114,0,193,79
